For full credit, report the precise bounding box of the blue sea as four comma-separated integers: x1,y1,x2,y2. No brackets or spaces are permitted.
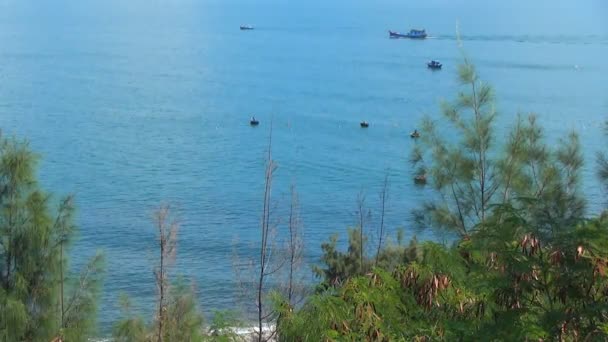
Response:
0,0,607,335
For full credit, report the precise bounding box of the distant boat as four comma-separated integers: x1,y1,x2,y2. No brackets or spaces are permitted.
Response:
410,130,420,138
427,60,442,69
250,117,259,126
389,29,428,39
414,174,427,184
360,121,369,128
240,25,254,30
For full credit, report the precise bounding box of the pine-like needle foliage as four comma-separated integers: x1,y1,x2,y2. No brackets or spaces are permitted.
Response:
598,121,608,200
0,134,104,341
411,59,585,239
278,59,606,341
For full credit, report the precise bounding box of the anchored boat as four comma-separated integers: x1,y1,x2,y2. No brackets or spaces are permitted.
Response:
414,174,427,184
427,60,442,69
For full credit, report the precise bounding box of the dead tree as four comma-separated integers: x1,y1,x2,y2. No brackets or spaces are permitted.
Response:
256,123,281,342
375,173,390,266
355,192,370,274
153,205,179,342
285,185,304,307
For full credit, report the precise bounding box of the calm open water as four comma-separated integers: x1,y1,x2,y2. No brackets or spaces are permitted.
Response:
0,0,607,334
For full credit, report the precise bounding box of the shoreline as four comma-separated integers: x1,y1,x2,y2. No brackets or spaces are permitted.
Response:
91,323,276,341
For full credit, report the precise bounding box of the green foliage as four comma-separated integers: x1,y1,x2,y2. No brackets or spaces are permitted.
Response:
411,60,585,239
206,310,246,341
279,60,607,341
279,242,476,341
599,153,608,193
313,228,421,290
163,280,205,342
114,288,250,342
113,295,147,342
598,121,608,198
0,134,104,341
313,229,368,287
62,252,105,341
113,208,207,342
280,213,608,341
468,210,608,340
113,280,205,342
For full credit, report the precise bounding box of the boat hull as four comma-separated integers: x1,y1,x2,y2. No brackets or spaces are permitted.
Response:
389,30,427,39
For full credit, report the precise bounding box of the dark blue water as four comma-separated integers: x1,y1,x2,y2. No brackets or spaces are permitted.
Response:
0,0,607,334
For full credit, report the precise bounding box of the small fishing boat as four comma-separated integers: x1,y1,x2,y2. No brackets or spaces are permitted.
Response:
250,117,259,126
427,60,442,69
414,174,427,184
360,121,369,128
410,130,420,138
389,29,428,39
240,25,254,30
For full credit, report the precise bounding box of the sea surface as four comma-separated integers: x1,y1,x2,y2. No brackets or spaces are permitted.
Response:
0,0,607,335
